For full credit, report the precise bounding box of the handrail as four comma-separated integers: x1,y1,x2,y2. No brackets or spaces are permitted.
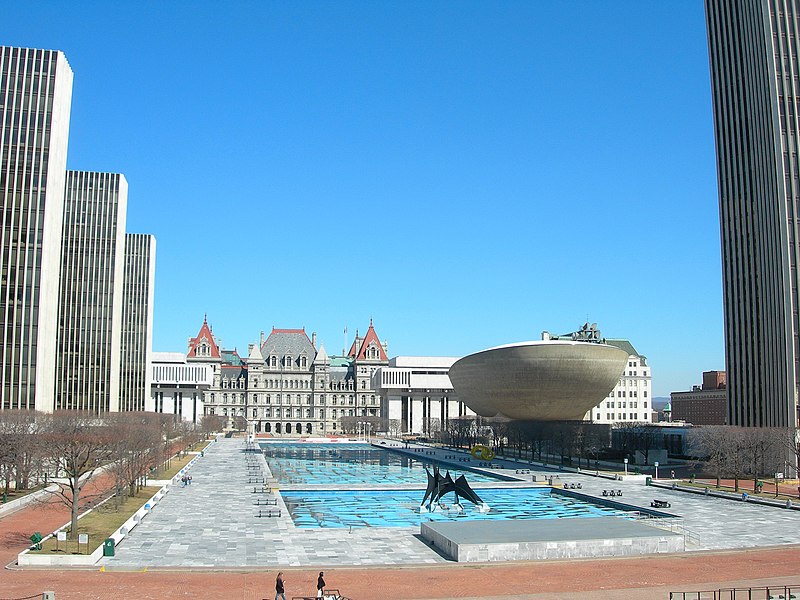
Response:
630,512,701,547
669,583,800,599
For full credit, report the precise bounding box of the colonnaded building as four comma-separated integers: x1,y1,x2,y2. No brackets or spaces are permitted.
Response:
149,319,654,435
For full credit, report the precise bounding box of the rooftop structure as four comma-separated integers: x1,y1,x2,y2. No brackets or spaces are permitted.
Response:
449,337,628,421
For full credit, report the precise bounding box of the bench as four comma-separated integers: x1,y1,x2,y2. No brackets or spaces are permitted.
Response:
254,498,277,505
255,509,281,517
602,489,622,497
651,499,671,508
248,477,265,483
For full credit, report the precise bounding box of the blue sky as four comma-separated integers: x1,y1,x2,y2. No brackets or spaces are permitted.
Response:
5,1,721,397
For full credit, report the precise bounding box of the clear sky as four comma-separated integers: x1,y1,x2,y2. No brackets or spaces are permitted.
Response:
5,1,721,397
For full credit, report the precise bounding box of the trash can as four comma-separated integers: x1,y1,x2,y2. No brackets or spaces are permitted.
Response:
103,538,115,557
29,532,43,550
645,476,652,486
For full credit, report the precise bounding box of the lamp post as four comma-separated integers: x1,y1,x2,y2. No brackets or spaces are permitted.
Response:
654,461,659,480
366,422,372,443
623,458,628,476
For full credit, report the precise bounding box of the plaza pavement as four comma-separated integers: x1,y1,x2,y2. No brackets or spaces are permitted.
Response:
1,438,800,599
100,437,800,569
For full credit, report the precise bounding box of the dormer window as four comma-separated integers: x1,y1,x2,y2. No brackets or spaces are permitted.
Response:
300,356,307,368
270,356,277,368
284,355,292,368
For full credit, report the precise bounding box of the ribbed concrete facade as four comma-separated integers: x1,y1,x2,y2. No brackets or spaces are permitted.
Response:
119,233,155,412
55,172,127,412
0,47,73,411
706,0,800,427
448,341,629,421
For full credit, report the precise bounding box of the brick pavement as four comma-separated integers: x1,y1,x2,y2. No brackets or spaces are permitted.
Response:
1,547,800,599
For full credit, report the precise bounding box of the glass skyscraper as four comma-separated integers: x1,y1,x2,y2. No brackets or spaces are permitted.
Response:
0,47,73,411
706,0,800,427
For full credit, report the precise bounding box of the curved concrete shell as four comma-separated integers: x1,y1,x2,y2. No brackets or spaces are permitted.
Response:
448,341,628,421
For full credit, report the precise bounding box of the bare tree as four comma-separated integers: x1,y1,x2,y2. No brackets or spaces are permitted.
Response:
387,419,402,438
485,420,509,456
40,412,117,539
201,414,225,439
108,413,162,500
0,410,45,495
445,417,477,449
687,425,732,488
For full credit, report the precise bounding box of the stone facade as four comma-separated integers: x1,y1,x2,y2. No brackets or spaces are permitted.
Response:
183,319,387,435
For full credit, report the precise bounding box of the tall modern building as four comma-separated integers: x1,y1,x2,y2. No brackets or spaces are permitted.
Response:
55,172,127,412
119,233,155,412
0,47,73,411
706,0,800,427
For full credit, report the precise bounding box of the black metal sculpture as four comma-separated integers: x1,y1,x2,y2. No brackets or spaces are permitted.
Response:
420,465,488,512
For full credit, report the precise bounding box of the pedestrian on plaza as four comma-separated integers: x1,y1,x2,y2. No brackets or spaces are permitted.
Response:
188,475,192,485
180,475,186,487
670,470,675,479
316,571,326,598
275,571,286,600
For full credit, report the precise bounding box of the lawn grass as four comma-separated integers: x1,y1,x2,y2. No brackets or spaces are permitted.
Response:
187,440,211,452
151,453,194,480
676,480,799,502
32,486,160,555
0,484,45,504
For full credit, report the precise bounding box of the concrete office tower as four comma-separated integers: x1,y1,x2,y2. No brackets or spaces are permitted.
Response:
0,47,73,411
55,172,127,413
119,233,155,412
706,0,800,427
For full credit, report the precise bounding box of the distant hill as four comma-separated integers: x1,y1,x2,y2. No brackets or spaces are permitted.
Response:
652,397,670,411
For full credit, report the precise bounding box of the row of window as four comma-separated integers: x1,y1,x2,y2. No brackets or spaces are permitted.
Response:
596,413,642,421
604,401,647,409
206,393,379,406
221,377,361,392
208,407,374,420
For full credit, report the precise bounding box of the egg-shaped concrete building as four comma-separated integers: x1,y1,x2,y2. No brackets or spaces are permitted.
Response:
448,341,628,421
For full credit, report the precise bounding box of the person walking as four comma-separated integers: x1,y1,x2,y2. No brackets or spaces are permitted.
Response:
316,571,326,598
275,571,286,600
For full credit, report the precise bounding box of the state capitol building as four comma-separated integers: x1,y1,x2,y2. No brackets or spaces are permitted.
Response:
149,317,472,436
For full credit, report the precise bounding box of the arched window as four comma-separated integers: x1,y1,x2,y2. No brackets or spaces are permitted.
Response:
306,423,312,434
265,422,272,433
295,423,302,434
275,422,281,434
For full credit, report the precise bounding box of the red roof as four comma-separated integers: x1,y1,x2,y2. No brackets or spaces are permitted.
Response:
356,321,388,361
187,315,221,359
347,335,359,358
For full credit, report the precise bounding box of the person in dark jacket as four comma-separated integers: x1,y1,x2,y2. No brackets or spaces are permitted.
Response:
316,572,326,598
275,571,286,600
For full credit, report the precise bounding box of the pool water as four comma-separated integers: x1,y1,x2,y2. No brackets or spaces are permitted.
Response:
260,443,504,485
281,488,630,528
